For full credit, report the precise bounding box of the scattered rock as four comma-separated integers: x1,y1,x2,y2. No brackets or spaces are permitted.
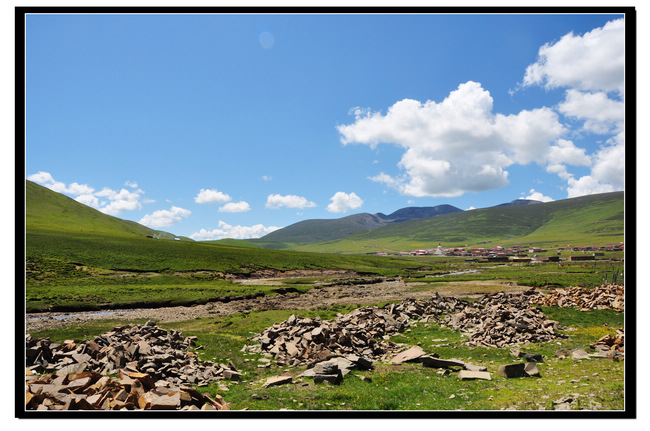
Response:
262,375,293,388
458,370,491,380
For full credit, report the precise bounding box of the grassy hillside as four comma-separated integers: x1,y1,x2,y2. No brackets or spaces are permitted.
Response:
294,192,625,253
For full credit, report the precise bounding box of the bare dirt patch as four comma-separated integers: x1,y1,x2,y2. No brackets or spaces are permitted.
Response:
25,273,530,332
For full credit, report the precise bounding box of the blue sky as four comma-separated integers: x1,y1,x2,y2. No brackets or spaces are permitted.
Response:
25,12,627,240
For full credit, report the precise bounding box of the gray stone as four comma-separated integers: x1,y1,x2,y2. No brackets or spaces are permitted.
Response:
390,346,426,364
458,370,491,380
524,362,540,376
498,363,527,378
262,375,293,388
524,353,543,362
572,349,590,360
419,355,465,369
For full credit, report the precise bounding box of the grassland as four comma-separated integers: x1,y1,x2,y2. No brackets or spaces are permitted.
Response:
30,302,625,411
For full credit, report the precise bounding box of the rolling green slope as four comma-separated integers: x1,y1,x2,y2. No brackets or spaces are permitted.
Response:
294,192,625,253
25,180,187,240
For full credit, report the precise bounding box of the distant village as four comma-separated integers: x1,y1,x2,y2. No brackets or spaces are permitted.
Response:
375,242,624,262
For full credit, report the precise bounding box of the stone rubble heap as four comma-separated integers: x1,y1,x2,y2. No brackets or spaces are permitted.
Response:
590,329,624,356
251,293,469,366
25,321,232,410
25,368,228,411
528,283,624,311
442,291,566,348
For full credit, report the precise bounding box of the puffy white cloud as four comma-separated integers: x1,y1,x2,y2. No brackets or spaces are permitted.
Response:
139,206,191,228
327,192,364,213
75,194,100,208
523,18,625,95
545,139,592,167
190,221,281,240
218,201,251,213
523,189,554,203
27,171,147,216
339,81,566,198
28,171,95,195
95,187,144,216
558,89,624,134
194,188,232,204
566,175,617,198
522,19,626,199
265,194,317,209
125,180,138,188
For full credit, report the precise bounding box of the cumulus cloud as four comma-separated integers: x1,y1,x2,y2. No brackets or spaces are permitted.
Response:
189,221,281,240
558,89,624,134
218,201,251,213
125,180,138,188
523,18,625,95
339,81,567,198
139,206,191,228
327,192,364,213
523,189,554,202
194,188,232,204
27,171,146,216
522,18,625,197
265,194,317,209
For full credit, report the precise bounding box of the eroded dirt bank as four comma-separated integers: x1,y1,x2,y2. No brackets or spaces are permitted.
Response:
25,273,529,332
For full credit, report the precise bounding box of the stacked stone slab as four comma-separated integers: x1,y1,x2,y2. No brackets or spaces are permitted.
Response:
443,291,566,348
25,368,229,411
252,294,469,365
25,322,234,410
26,321,236,388
528,283,624,311
591,329,624,355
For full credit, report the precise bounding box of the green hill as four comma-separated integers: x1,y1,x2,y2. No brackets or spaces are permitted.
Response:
251,204,462,249
292,192,625,253
25,180,186,240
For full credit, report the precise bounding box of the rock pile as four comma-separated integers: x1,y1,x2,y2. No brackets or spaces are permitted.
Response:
25,321,233,410
528,284,624,311
251,294,468,365
591,329,624,356
443,291,566,348
25,369,228,411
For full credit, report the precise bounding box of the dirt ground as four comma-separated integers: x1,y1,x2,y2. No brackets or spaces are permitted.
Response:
24,273,530,333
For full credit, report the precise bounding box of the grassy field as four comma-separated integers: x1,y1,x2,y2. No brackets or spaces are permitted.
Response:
30,302,625,411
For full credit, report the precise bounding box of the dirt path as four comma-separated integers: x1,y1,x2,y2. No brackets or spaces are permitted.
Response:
25,276,528,333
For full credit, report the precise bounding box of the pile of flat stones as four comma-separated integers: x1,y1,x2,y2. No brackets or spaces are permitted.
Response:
528,283,624,311
442,291,567,348
590,329,624,356
251,294,469,366
25,321,235,410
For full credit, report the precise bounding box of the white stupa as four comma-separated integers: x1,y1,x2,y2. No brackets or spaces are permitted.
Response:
434,242,445,256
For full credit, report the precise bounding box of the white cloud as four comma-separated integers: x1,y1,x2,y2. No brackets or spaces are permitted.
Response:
27,171,145,216
190,221,281,240
545,139,592,167
265,194,317,209
125,180,138,188
94,187,144,216
194,188,232,204
339,81,565,198
566,175,617,198
262,175,273,181
327,191,364,213
139,206,191,228
523,18,625,95
523,189,554,203
522,19,625,199
218,201,251,213
558,89,624,134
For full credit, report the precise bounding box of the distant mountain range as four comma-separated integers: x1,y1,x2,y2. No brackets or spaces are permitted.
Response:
251,204,464,248
250,199,548,249
26,179,624,253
